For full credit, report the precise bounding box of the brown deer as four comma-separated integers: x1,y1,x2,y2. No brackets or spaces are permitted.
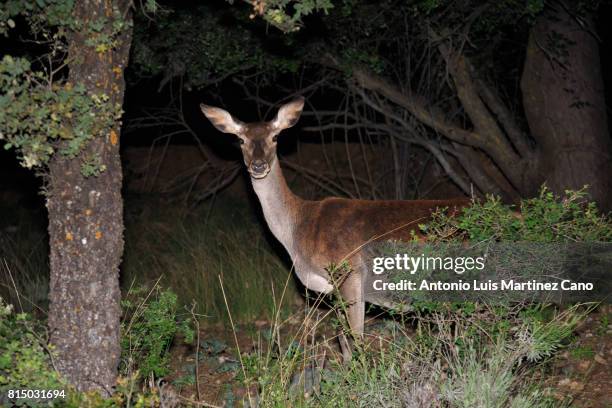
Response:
201,97,469,358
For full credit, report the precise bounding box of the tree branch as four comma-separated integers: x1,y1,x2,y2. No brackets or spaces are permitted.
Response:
475,77,532,158
434,38,525,192
350,67,486,148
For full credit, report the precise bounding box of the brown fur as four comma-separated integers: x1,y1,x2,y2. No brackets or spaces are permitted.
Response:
298,197,469,261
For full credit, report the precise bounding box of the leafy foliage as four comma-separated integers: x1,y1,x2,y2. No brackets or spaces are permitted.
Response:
127,0,551,104
0,298,64,407
422,187,612,242
243,300,579,407
0,292,184,407
120,285,193,379
130,3,301,91
64,374,162,408
0,56,122,172
0,0,131,176
0,0,75,36
248,0,334,32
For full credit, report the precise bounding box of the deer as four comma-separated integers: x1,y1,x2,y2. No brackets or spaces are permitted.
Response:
201,97,469,360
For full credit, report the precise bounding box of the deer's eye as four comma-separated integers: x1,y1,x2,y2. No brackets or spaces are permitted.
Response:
272,135,278,143
238,138,245,145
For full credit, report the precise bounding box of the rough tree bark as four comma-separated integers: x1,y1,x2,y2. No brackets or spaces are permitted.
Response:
521,1,612,210
47,0,132,393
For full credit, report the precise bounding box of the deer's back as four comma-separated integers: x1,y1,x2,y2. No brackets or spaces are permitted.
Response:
295,197,469,267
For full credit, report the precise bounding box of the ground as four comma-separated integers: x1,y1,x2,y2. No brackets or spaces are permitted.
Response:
165,306,612,407
546,308,612,407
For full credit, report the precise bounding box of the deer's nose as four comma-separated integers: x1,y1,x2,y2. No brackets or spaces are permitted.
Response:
251,160,268,174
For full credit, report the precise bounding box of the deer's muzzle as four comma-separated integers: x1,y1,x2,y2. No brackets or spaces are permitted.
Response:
249,160,270,178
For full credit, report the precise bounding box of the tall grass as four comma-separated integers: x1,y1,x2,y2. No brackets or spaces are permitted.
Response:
122,196,298,322
0,195,298,323
0,205,48,314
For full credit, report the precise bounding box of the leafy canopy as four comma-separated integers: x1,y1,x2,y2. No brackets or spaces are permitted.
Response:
0,0,131,176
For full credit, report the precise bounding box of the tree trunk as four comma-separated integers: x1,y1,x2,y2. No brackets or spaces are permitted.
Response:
47,0,132,393
521,1,612,210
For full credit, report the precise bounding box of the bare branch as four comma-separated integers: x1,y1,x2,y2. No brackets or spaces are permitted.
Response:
475,77,532,158
434,37,524,191
281,159,375,198
350,67,486,148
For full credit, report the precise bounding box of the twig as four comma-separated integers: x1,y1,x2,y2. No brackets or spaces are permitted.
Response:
4,260,23,312
177,395,222,408
124,276,163,336
281,159,357,198
188,301,201,402
218,274,251,404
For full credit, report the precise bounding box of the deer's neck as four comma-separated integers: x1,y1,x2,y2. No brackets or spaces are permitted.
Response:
251,158,301,256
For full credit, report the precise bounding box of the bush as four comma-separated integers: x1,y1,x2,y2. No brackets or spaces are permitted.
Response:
241,188,605,406
242,302,579,407
120,283,194,380
422,187,612,242
0,297,63,407
1,285,188,407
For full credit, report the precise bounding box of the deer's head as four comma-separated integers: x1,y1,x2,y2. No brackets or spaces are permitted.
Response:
201,97,305,179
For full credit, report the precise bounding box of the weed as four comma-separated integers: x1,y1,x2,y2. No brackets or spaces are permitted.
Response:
120,281,193,380
596,313,609,336
0,297,63,407
231,296,586,407
0,291,186,407
570,345,595,360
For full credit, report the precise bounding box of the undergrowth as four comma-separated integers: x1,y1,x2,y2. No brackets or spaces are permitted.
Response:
122,196,297,323
120,281,195,380
0,298,63,407
1,283,192,407
0,188,609,406
0,195,297,323
234,188,609,407
422,187,612,242
239,301,583,407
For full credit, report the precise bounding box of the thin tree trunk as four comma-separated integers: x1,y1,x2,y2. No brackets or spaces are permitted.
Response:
521,1,612,210
47,0,132,393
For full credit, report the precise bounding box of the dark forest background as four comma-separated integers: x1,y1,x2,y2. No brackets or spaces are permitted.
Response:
3,0,612,209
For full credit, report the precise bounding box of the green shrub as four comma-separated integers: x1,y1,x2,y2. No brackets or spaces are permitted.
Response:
1,289,186,407
440,344,560,408
0,297,64,407
422,187,612,242
120,284,193,380
242,301,579,407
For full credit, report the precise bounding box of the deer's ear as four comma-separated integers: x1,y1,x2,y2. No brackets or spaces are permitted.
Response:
272,97,305,131
200,104,245,135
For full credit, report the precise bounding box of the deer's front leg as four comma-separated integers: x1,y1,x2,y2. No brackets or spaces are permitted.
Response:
338,265,364,362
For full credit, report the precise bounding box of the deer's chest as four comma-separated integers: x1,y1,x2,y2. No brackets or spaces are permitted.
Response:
292,255,334,294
